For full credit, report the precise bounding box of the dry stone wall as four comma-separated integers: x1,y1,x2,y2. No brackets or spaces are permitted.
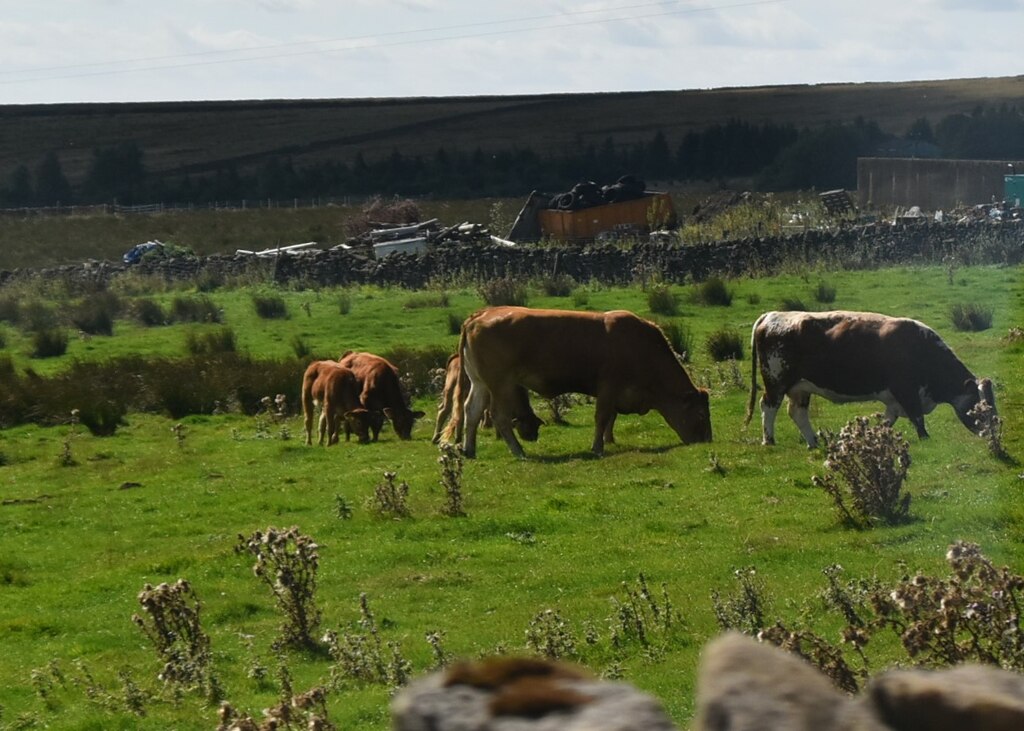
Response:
1,220,1022,293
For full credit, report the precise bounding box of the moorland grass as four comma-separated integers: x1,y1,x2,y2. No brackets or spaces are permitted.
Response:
0,265,1021,730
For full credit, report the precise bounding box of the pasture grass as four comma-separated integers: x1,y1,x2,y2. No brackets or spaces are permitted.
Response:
0,264,1022,729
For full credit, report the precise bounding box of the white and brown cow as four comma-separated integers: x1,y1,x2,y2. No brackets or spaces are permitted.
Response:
745,310,995,447
446,306,712,457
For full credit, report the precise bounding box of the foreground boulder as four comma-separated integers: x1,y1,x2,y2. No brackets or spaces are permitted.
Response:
393,635,1024,731
694,632,1024,731
391,657,677,731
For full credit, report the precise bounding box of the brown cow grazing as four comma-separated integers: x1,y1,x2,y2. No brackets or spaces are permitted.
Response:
447,306,712,458
302,360,382,445
432,352,543,445
745,310,996,448
319,364,381,445
338,351,425,440
302,359,337,445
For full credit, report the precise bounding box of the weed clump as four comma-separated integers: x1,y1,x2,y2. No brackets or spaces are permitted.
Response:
31,328,68,358
170,295,221,323
132,298,168,326
779,297,807,311
252,293,288,319
69,291,121,336
951,302,993,331
185,327,236,356
478,277,528,306
696,277,733,306
705,328,743,362
403,291,449,309
659,320,693,362
236,527,322,649
814,281,837,303
538,274,576,297
646,284,678,315
812,414,911,528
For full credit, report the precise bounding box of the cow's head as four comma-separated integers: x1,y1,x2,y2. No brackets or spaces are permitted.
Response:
955,378,996,436
513,412,545,442
662,389,713,444
384,406,426,440
344,408,374,444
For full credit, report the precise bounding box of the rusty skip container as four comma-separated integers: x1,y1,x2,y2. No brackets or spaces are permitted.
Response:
536,191,676,242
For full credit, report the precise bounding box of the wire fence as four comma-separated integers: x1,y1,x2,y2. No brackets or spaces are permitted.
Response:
0,196,364,218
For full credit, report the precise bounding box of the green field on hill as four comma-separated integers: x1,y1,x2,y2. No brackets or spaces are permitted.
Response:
0,264,1022,729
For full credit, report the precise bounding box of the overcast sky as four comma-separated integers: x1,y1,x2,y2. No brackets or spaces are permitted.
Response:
0,0,1019,105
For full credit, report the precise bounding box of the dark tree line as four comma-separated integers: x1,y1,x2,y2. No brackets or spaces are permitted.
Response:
3,106,1023,207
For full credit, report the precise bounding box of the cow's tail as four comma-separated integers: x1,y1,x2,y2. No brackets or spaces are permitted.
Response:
744,315,762,427
440,326,470,444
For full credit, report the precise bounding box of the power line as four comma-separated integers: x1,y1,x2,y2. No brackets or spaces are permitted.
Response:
0,0,788,85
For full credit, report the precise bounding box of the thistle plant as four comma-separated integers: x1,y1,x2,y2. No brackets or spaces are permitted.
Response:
968,398,1006,459
711,567,769,635
437,443,465,517
171,422,186,450
58,408,80,467
370,471,410,518
525,608,578,660
236,527,322,649
131,579,217,697
608,573,683,650
812,414,911,528
869,541,1024,669
216,685,335,731
323,593,411,689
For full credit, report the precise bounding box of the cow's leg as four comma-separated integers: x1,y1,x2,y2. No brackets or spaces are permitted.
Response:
318,409,328,446
759,391,783,446
304,409,314,445
431,392,453,444
786,392,817,448
491,404,526,459
603,412,617,445
462,381,489,458
889,389,929,439
592,397,616,455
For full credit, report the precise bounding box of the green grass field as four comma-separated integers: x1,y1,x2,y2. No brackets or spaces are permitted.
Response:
1,264,1022,729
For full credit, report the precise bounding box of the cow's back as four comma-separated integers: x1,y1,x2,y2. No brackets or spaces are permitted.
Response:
464,307,689,401
464,307,614,398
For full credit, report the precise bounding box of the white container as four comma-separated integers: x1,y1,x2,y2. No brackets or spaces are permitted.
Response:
372,237,427,258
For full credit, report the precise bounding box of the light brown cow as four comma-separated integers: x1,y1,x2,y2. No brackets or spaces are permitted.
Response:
432,352,543,445
338,351,425,440
301,360,382,445
447,306,712,457
319,364,381,445
302,359,336,445
746,310,996,447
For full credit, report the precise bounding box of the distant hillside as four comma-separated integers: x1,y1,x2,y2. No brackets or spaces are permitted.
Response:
2,76,1022,191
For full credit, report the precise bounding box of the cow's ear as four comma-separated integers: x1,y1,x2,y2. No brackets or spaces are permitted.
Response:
412,410,426,419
